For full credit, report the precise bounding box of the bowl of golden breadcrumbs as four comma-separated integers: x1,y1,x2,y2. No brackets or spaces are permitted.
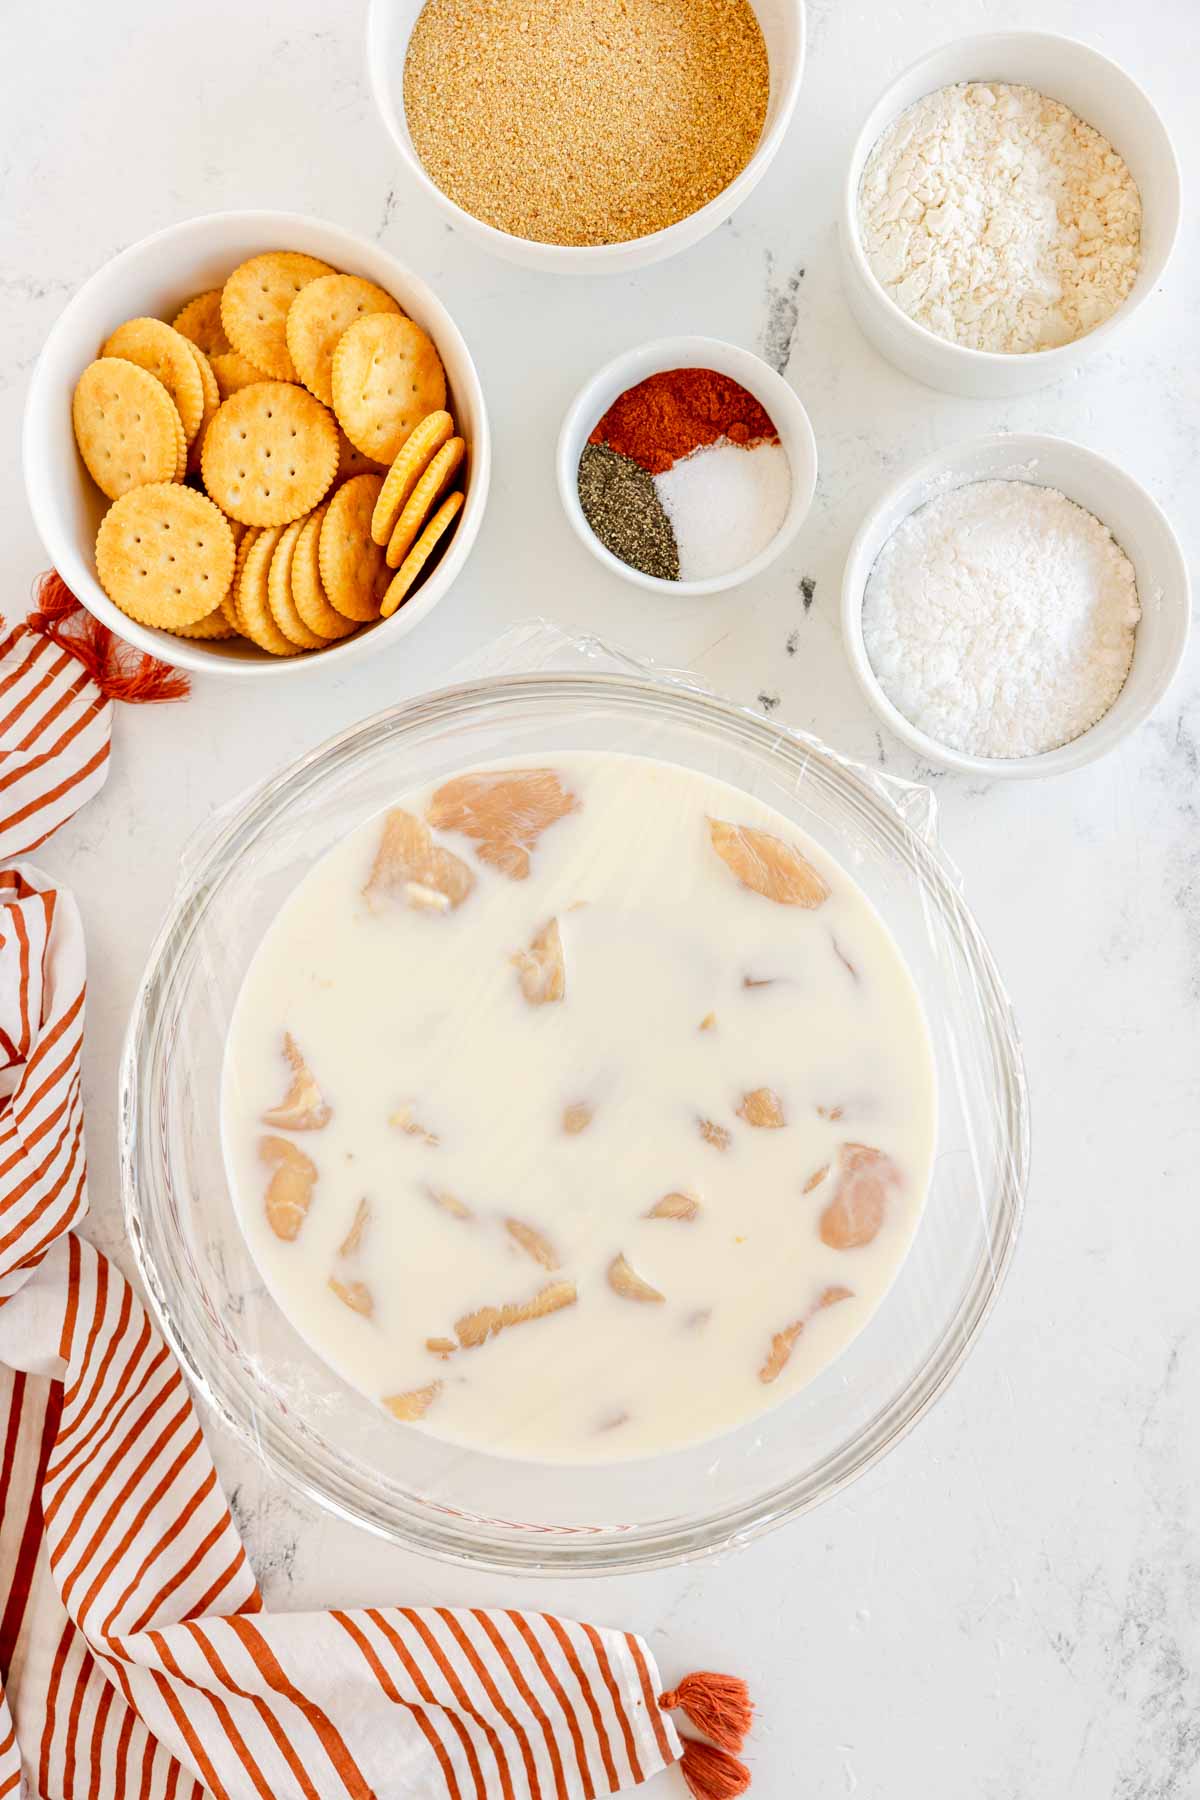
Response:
367,0,806,272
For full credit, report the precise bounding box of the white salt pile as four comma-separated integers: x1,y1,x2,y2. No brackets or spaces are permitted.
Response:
655,440,791,581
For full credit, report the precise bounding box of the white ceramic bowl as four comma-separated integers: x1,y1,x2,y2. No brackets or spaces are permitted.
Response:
557,336,817,597
366,0,806,273
839,33,1182,398
841,434,1190,778
23,210,490,679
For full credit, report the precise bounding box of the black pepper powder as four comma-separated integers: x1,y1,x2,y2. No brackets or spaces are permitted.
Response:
576,442,680,582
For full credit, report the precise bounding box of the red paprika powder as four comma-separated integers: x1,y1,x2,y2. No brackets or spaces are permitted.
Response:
589,367,779,475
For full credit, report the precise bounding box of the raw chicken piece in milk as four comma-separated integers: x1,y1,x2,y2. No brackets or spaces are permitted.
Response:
222,753,936,1462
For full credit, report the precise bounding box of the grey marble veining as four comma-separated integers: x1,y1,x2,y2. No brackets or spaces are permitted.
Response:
2,1,1197,1794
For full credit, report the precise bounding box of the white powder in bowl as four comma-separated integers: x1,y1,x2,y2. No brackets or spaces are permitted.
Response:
862,479,1141,759
857,82,1142,354
654,441,791,581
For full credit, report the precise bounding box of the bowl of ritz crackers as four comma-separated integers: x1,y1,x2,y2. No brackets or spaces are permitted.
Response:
23,210,490,676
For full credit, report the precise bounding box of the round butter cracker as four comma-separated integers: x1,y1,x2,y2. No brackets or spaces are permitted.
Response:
210,350,270,400
371,408,453,545
268,516,328,649
221,252,336,382
101,318,206,446
336,428,389,484
72,357,182,500
221,527,258,633
168,605,239,641
380,490,463,619
201,381,338,527
95,483,236,629
291,505,357,640
185,341,221,470
286,273,402,408
330,314,447,465
170,407,187,482
385,435,464,567
173,290,232,358
319,473,389,621
236,525,302,655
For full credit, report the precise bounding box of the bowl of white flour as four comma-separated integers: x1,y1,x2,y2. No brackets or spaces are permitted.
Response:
839,33,1180,397
841,434,1189,778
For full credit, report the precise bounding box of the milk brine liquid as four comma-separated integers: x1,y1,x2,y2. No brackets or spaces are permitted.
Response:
222,752,937,1462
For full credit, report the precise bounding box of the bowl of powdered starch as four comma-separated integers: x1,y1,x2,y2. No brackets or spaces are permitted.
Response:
841,434,1190,779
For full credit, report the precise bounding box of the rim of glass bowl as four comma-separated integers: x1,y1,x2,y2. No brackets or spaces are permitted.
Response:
121,671,1029,1575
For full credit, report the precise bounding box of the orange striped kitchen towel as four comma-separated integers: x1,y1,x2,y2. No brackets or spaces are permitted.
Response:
0,574,189,857
0,595,754,1800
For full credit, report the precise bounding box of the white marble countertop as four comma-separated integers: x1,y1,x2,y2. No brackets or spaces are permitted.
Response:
4,0,1198,1793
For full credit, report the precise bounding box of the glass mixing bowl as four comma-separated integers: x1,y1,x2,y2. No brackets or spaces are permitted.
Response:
122,668,1028,1574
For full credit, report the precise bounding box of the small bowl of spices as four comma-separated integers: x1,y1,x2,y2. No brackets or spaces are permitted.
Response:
558,336,817,596
367,0,805,272
841,433,1190,778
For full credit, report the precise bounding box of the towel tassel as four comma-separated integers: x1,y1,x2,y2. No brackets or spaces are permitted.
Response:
660,1669,753,1753
679,1737,752,1799
23,571,190,703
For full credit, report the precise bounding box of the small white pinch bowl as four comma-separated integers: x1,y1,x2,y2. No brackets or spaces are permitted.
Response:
23,210,490,679
366,0,806,274
841,434,1190,779
839,32,1182,398
557,335,817,598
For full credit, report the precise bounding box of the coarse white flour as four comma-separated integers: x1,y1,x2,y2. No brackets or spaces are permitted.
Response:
858,82,1142,354
862,479,1141,759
